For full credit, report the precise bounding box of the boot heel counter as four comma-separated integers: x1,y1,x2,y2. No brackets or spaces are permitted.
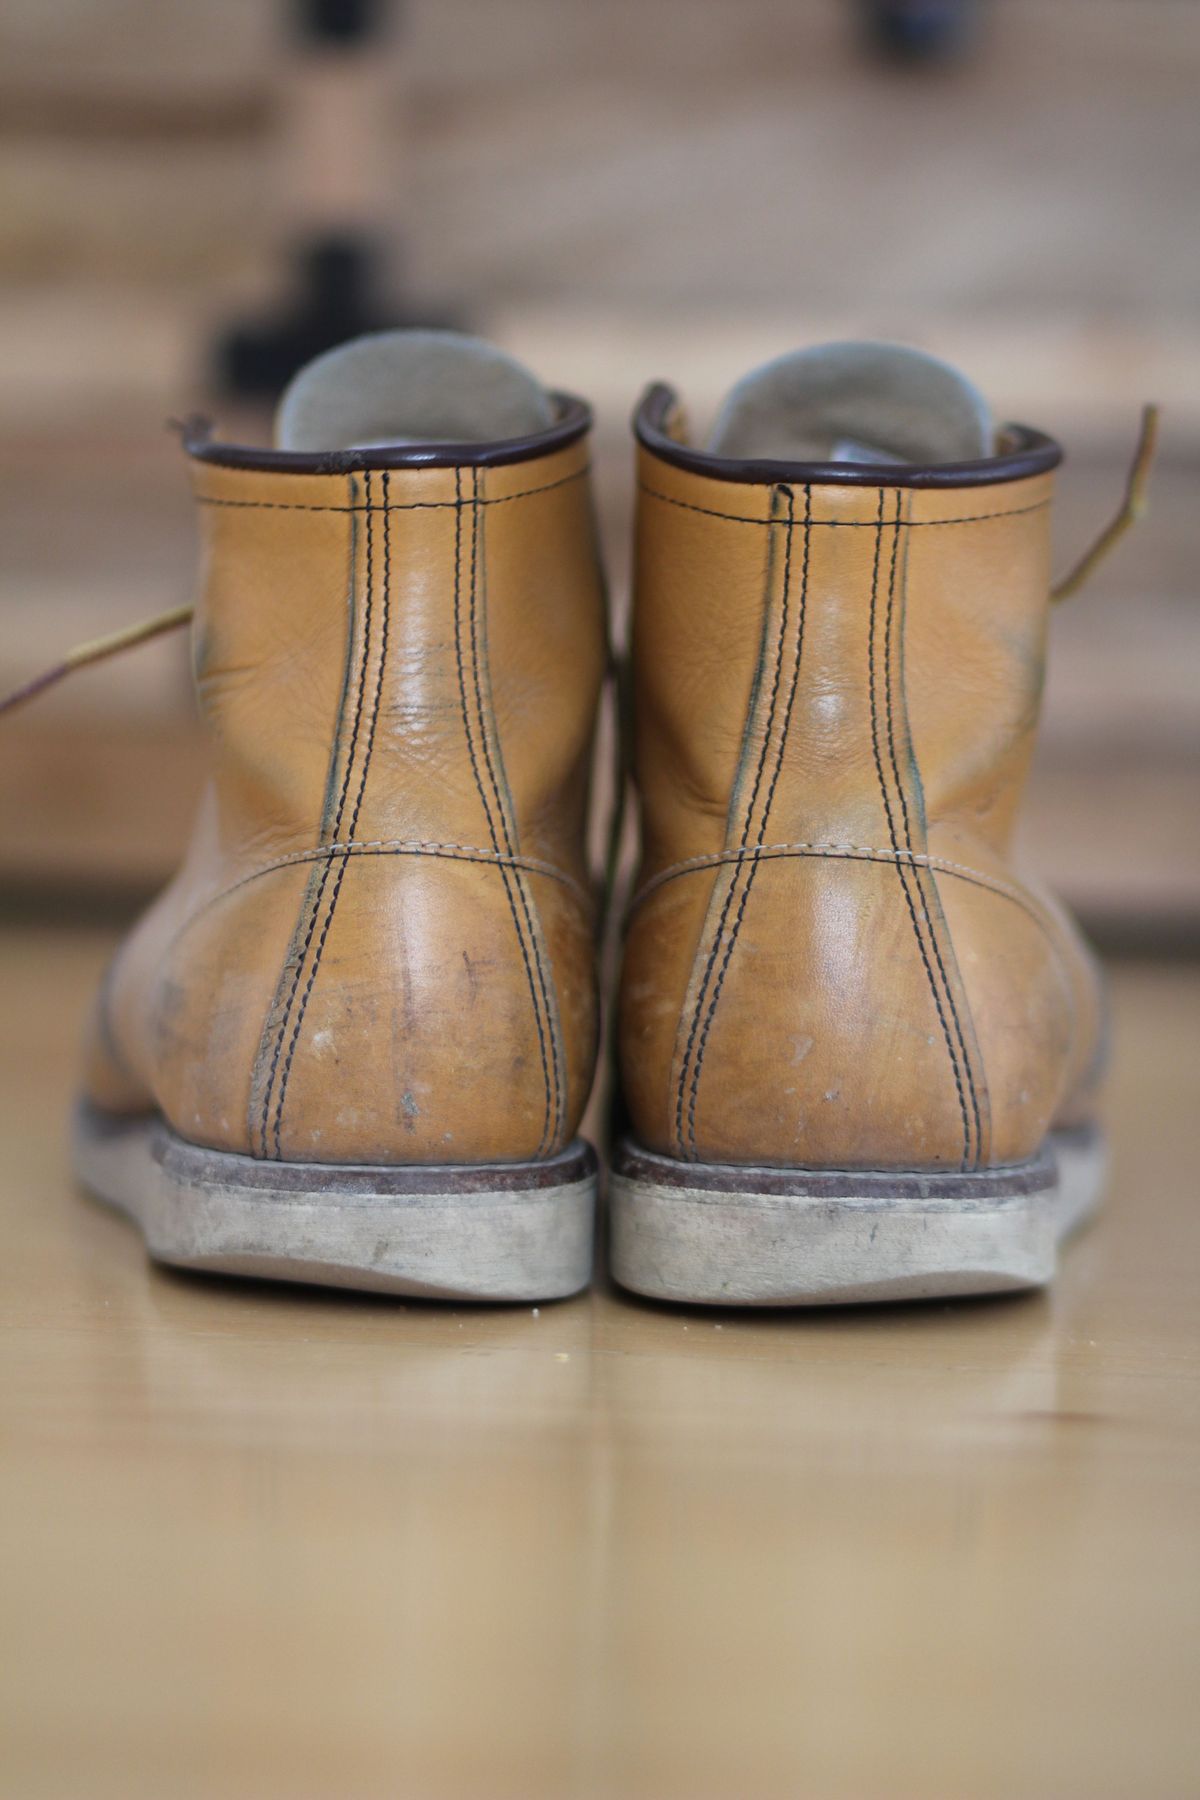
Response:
624,851,1083,1172
249,852,593,1167
143,850,594,1167
623,855,982,1170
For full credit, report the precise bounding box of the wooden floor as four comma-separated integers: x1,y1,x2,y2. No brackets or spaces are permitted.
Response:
1,926,1197,1799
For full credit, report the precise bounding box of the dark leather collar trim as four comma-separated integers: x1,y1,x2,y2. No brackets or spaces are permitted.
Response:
180,391,591,473
634,382,1063,488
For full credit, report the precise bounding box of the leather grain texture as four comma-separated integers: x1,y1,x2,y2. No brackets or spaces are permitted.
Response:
619,440,1103,1173
84,437,607,1166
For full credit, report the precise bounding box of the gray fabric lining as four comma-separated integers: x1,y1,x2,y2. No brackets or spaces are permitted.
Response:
275,329,554,451
706,341,993,465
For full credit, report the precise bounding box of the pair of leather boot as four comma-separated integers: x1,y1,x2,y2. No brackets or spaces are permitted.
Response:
69,329,1109,1305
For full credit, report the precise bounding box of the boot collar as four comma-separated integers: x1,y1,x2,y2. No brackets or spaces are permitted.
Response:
634,382,1061,489
180,391,591,475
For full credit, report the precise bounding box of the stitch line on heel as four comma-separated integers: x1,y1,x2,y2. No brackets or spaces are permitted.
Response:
251,470,370,1158
685,485,813,1161
866,488,974,1171
453,468,556,1159
671,486,790,1158
883,490,988,1167
270,468,393,1159
468,469,564,1155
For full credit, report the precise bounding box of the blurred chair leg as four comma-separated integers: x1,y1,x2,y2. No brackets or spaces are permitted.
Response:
857,0,982,65
214,0,461,400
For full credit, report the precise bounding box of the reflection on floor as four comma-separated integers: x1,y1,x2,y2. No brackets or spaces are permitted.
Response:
1,923,1197,1798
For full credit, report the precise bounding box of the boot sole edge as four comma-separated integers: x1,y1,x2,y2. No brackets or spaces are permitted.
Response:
73,1101,597,1302
609,1126,1105,1307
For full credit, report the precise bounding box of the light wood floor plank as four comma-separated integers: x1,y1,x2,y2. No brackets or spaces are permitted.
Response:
0,928,1196,1798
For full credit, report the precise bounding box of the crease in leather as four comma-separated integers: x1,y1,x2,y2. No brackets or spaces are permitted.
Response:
868,488,989,1171
454,465,564,1158
671,484,811,1161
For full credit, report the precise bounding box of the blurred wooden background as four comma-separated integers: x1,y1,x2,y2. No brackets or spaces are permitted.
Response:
1,0,1197,939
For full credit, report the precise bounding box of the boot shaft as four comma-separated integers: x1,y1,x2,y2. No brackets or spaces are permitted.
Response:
629,425,1057,886
189,437,605,889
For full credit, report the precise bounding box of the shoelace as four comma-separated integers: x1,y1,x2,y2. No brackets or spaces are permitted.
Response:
0,604,193,718
0,406,1159,722
1049,403,1159,602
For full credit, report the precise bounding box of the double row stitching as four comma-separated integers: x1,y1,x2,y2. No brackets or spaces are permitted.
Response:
686,484,811,1159
671,490,790,1157
269,468,391,1158
673,485,810,1160
196,466,588,515
468,467,563,1153
254,470,374,1156
867,488,973,1171
639,484,1048,531
882,491,984,1166
454,468,557,1158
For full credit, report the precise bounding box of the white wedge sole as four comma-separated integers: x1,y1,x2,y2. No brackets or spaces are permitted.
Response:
609,1125,1105,1306
74,1102,597,1302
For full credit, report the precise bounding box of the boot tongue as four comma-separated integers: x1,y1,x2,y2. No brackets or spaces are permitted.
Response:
274,328,554,451
707,341,993,466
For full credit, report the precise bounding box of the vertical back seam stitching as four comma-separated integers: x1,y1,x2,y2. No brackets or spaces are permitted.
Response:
686,485,809,1158
454,467,555,1157
672,486,788,1157
867,487,973,1170
253,468,369,1157
270,467,391,1158
884,489,985,1168
469,468,563,1153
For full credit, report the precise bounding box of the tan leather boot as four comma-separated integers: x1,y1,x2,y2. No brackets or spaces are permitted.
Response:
613,343,1106,1304
74,331,607,1300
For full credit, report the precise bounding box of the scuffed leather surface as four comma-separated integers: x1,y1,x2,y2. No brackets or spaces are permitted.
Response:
83,441,606,1165
620,446,1103,1172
